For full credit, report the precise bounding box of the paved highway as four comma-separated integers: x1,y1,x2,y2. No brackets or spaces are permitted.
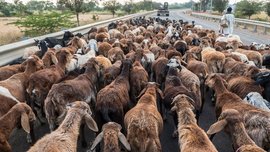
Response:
8,10,245,152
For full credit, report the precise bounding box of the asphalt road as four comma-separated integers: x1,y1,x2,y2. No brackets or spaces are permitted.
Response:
7,10,248,152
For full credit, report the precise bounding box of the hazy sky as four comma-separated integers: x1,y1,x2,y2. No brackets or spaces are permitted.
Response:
4,0,243,4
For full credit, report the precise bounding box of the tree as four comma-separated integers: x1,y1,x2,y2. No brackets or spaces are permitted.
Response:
12,11,75,37
213,0,228,13
81,1,99,12
122,1,133,14
236,0,262,19
266,2,270,17
200,0,209,12
58,0,84,26
14,0,27,16
103,0,121,17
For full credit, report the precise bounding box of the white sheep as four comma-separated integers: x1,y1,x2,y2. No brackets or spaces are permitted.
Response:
243,92,270,111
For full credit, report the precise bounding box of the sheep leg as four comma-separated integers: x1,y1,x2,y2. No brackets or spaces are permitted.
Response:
27,121,36,144
171,112,178,138
200,82,205,113
80,124,87,147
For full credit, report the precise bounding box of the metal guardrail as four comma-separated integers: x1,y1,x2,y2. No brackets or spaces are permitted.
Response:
0,11,156,66
191,12,270,34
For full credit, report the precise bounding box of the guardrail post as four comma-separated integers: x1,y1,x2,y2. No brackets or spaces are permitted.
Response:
243,24,247,29
264,27,268,34
253,25,257,32
235,23,239,28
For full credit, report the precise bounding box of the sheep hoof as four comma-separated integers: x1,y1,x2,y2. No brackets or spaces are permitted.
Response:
172,130,178,138
26,134,32,144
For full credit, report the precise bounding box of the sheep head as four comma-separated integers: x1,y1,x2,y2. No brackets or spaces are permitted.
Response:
171,94,196,112
205,73,228,89
66,101,98,132
207,109,242,135
24,55,44,74
90,122,131,152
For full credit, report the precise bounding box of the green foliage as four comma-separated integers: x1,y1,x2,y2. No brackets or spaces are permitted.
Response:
236,0,262,19
12,11,75,37
200,0,210,12
213,0,228,13
0,1,16,16
266,2,270,16
169,1,194,9
122,1,133,14
26,0,55,12
103,0,121,17
81,1,98,12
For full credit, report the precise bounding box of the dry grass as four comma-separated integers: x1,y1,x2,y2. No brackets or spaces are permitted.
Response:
0,12,114,46
0,18,23,46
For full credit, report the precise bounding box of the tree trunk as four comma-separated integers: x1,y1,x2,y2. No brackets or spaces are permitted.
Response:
76,12,80,26
248,15,251,19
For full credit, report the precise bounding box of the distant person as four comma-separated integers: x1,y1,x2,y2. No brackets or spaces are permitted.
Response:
220,7,234,36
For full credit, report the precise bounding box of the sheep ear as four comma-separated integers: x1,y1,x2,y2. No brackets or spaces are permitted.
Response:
51,54,58,65
207,119,227,135
156,88,164,99
21,112,30,133
84,113,99,132
118,132,131,151
91,132,103,150
171,105,177,112
137,88,147,99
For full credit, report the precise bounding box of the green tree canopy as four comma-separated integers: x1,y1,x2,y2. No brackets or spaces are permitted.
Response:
103,0,121,17
12,11,75,37
236,0,262,19
265,2,270,17
58,0,84,26
213,0,229,13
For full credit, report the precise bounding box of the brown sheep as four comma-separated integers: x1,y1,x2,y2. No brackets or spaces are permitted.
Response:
124,82,163,152
0,55,44,106
227,76,263,99
171,94,218,152
90,122,131,152
0,64,25,81
0,103,36,152
151,50,168,89
95,59,132,131
98,42,112,57
41,50,58,68
26,50,72,123
44,58,100,131
107,47,125,63
130,51,149,105
205,73,270,150
207,109,265,152
201,47,225,74
95,32,109,42
103,60,122,86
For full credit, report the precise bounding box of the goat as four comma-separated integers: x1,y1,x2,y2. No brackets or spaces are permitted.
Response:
28,101,98,152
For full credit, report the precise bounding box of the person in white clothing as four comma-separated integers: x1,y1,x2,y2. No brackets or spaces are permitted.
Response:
220,7,234,36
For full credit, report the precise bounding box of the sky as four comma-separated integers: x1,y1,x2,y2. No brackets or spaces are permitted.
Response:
3,0,266,5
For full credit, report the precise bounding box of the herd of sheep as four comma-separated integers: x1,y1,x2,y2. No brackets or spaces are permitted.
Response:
0,16,269,152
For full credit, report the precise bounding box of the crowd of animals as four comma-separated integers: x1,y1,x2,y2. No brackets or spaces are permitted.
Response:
0,16,270,152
